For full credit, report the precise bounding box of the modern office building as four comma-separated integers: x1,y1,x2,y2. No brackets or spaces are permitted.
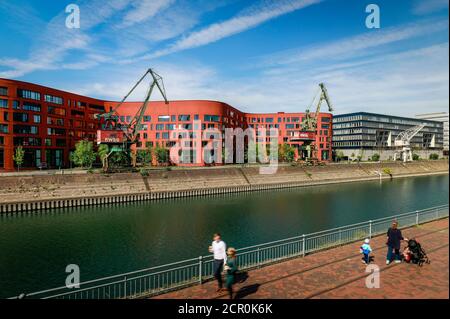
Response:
0,78,332,170
415,112,449,155
333,112,444,160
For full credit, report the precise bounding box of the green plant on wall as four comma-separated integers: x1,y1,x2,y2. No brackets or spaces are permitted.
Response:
71,140,97,168
13,146,25,172
371,153,380,161
382,167,392,176
429,153,439,160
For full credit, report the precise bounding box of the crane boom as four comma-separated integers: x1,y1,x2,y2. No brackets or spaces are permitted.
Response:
394,124,425,147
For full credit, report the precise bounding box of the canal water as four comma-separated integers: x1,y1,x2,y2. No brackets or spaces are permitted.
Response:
0,174,448,298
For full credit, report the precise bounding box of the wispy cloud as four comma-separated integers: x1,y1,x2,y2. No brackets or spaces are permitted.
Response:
133,0,322,61
412,0,449,15
260,19,449,66
0,0,133,78
118,0,175,28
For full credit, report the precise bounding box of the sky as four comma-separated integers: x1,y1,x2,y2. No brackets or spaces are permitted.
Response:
0,0,448,116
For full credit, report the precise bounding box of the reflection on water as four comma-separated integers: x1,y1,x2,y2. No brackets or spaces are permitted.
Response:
0,174,448,297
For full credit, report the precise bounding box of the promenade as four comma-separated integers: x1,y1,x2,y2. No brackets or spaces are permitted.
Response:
154,218,449,299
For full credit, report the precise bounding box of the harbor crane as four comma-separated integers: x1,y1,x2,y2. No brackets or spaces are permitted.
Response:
393,124,425,162
300,83,334,164
95,68,169,170
301,83,334,132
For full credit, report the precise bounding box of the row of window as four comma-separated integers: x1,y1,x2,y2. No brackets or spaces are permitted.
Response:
13,137,66,147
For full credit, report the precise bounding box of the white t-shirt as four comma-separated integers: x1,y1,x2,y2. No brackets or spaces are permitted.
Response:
212,240,227,261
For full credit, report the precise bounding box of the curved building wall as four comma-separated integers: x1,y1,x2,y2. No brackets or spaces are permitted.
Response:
0,78,332,170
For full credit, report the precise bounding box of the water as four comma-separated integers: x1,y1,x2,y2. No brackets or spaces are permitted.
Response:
0,174,448,298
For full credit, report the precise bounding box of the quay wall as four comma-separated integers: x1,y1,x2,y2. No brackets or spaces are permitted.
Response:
0,161,448,214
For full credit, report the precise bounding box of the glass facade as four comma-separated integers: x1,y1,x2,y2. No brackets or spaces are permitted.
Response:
332,112,444,150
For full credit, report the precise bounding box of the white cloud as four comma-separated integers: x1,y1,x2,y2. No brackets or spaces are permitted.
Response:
261,19,449,66
119,0,175,28
412,0,449,15
135,0,322,60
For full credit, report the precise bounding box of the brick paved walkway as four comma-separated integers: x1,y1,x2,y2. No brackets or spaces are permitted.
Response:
154,218,449,299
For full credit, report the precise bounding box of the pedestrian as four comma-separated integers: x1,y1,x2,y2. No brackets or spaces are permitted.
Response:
224,247,238,299
208,233,227,291
360,238,372,264
386,220,408,264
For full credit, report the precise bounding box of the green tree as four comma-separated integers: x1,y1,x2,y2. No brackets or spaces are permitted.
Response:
137,148,152,166
72,140,96,168
13,146,25,171
279,143,295,162
336,150,345,162
154,145,169,164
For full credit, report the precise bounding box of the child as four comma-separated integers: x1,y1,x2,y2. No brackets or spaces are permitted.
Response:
360,238,372,264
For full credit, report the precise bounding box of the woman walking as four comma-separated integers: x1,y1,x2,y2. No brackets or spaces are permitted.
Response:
224,248,238,299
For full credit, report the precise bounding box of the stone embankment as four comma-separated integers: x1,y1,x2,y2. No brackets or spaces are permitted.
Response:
0,160,448,213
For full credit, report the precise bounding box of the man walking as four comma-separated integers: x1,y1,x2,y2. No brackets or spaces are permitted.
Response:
386,220,408,264
209,233,227,292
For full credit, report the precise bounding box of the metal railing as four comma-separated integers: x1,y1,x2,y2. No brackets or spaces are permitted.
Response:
9,204,448,299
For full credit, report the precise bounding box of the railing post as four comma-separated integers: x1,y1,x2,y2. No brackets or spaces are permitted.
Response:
198,256,203,284
302,234,306,257
436,207,439,220
339,229,342,244
369,220,372,239
123,276,127,298
257,247,261,268
416,210,419,225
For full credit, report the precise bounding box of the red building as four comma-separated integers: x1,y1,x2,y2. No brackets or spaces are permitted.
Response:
0,78,332,170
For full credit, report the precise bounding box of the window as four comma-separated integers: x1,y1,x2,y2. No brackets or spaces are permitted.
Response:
33,115,41,123
3,112,9,122
45,138,52,146
89,104,104,111
204,115,220,122
47,117,64,126
0,124,8,133
178,115,190,121
143,115,151,122
44,94,63,105
166,124,176,130
285,124,295,129
22,102,41,112
13,125,38,134
47,128,65,136
13,112,28,122
265,118,274,123
0,99,8,108
156,124,164,130
49,106,66,116
0,87,7,96
158,115,170,122
162,132,169,139
194,114,199,120
56,139,66,147
12,100,20,109
17,89,40,100
171,115,176,122
0,136,4,145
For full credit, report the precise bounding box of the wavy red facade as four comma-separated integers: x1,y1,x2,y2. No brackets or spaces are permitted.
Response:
0,78,332,170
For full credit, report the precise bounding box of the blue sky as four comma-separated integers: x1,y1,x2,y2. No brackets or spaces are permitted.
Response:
0,0,448,116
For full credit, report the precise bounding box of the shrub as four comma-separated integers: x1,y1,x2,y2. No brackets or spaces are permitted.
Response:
371,153,380,161
412,153,420,161
139,168,149,176
429,153,439,160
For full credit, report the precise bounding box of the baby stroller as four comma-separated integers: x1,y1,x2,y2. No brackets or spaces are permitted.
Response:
403,239,430,266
